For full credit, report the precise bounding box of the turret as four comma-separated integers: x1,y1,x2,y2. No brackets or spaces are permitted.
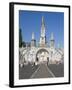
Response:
50,32,55,48
31,32,36,47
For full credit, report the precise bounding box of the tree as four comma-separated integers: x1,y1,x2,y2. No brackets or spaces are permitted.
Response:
19,28,23,47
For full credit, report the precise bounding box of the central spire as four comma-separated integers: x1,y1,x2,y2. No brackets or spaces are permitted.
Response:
40,16,46,47
42,16,45,26
41,16,45,37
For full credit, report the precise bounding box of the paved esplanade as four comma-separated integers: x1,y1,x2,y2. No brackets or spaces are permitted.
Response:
31,64,55,78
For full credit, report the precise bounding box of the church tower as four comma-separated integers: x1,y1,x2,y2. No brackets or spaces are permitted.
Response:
50,32,55,48
40,16,46,47
31,32,36,47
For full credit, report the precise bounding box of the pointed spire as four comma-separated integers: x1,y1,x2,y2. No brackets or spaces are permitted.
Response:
42,16,45,26
32,32,35,40
41,16,45,34
51,32,54,40
50,32,55,48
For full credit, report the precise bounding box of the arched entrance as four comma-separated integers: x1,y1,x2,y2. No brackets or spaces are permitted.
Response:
36,49,49,65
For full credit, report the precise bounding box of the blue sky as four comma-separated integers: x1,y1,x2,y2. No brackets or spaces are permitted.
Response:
19,10,64,48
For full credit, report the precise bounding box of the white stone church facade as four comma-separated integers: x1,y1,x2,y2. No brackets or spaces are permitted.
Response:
19,16,64,67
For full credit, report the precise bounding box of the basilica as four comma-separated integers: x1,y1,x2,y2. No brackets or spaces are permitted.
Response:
19,16,64,67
